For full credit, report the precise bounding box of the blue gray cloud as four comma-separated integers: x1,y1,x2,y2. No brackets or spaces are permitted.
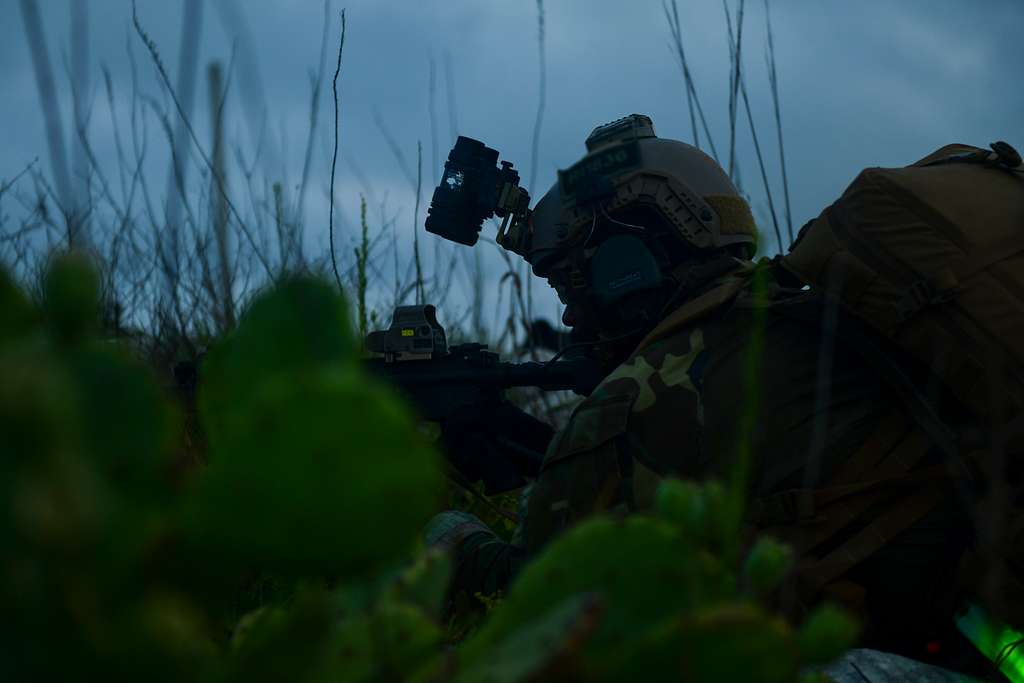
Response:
2,0,1021,329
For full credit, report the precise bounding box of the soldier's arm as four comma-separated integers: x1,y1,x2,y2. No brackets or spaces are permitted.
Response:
425,508,528,601
428,324,709,598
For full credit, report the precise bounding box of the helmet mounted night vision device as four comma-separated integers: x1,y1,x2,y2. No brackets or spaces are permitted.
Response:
425,115,690,262
424,136,532,255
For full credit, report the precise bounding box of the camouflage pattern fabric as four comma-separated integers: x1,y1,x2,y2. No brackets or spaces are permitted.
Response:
449,270,976,669
522,276,893,554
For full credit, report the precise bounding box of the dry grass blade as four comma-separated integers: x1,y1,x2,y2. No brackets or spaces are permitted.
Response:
663,0,720,162
723,0,746,182
444,51,459,146
429,55,440,187
208,61,235,330
0,160,38,201
413,141,424,304
19,0,77,246
764,0,794,246
739,72,783,253
329,8,347,292
664,0,697,146
373,109,417,192
131,1,273,281
69,0,91,244
356,194,369,339
162,0,203,297
528,0,547,197
297,0,333,223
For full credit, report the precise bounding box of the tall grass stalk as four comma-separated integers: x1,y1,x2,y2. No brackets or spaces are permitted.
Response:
329,8,347,292
162,0,203,302
739,72,783,253
428,56,440,187
373,110,416,191
132,1,272,280
527,0,546,198
764,0,794,246
70,0,91,245
664,0,698,147
296,0,332,225
19,0,77,246
444,52,459,147
723,0,745,182
413,141,424,305
208,61,235,331
664,0,721,163
356,194,369,340
726,263,768,560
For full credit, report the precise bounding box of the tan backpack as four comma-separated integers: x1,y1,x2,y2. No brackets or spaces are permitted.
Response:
776,141,1024,629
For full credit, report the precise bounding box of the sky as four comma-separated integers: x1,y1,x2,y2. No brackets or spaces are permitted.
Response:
2,0,1023,335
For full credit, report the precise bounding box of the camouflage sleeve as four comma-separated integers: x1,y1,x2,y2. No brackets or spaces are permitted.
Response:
522,326,710,554
424,485,535,600
450,528,527,598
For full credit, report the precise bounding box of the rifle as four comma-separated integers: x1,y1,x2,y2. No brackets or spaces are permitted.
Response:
364,304,602,494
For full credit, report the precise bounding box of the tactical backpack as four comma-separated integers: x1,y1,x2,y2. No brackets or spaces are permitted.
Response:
776,141,1024,630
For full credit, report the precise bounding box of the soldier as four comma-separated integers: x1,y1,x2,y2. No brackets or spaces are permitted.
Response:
427,115,993,678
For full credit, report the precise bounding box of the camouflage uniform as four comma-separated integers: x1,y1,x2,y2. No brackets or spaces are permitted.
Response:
427,113,987,676
437,266,978,670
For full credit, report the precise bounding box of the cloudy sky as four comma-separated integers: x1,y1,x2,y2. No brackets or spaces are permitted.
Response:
3,0,1023,332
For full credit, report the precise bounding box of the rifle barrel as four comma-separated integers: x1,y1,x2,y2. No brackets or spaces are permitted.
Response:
364,357,600,395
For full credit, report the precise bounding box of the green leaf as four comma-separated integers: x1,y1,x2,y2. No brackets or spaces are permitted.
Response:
0,343,80,468
368,602,443,679
63,344,178,499
454,594,602,683
798,603,859,667
186,366,442,577
655,479,706,537
461,516,727,669
598,604,797,683
742,537,794,597
675,604,796,682
655,479,731,552
389,548,452,621
199,276,354,444
0,267,34,345
42,251,100,343
225,587,334,683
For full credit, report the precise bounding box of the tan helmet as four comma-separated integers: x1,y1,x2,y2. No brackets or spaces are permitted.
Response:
523,114,757,274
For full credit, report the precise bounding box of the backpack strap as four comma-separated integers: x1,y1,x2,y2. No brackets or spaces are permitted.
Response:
752,416,937,557
759,295,985,603
796,482,950,595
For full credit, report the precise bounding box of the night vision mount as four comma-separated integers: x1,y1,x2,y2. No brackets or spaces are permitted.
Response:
424,136,531,256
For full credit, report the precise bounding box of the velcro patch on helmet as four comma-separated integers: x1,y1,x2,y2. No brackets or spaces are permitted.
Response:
558,141,641,202
705,194,756,237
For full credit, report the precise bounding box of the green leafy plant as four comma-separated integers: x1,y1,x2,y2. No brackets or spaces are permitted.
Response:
0,255,855,682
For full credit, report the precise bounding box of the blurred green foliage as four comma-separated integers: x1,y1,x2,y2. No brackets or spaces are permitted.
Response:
0,253,856,681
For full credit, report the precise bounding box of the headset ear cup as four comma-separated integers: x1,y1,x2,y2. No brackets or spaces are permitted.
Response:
589,234,664,307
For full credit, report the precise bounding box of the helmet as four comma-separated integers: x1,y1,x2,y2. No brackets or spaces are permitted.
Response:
524,114,757,339
528,114,756,273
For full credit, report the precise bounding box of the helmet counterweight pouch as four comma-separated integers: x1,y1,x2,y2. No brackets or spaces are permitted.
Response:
590,234,663,306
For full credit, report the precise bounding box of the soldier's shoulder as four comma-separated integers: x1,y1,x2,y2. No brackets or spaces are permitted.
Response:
580,319,709,420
